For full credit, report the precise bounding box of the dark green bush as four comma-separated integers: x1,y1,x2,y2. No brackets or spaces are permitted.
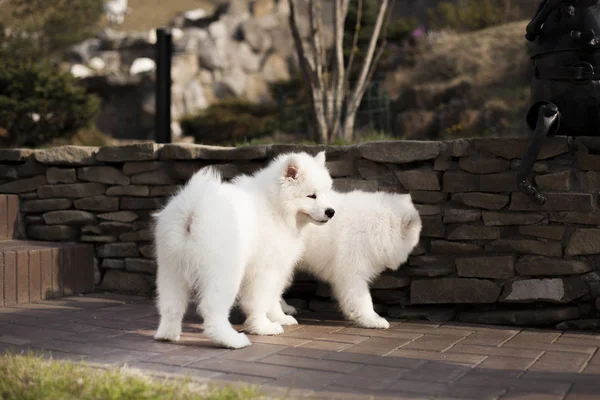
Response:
0,60,101,147
180,100,278,145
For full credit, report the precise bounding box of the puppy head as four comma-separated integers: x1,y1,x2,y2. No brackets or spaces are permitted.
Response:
279,151,335,224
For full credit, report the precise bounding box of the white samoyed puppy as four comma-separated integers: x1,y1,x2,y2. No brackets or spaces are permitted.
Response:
153,152,335,349
281,190,422,329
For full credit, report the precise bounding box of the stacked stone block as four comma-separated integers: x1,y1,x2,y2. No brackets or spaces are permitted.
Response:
1,138,600,328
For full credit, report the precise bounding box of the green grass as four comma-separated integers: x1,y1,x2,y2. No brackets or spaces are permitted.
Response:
0,352,262,400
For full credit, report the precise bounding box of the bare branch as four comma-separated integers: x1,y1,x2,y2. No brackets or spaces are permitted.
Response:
329,0,350,140
345,0,362,87
363,0,396,99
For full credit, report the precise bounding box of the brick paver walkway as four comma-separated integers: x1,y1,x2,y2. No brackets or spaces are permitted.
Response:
0,294,599,399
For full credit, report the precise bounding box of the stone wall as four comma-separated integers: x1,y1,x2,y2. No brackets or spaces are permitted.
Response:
1,138,600,329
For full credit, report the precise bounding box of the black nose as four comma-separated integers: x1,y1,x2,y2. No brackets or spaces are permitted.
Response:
325,208,335,218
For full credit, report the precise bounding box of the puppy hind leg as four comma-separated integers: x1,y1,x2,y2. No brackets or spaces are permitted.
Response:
279,298,299,316
333,276,390,329
239,271,284,335
154,262,190,342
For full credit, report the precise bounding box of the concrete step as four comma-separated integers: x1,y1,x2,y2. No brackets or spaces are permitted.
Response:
0,241,95,307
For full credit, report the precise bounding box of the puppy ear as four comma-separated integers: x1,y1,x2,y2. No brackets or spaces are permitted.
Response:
284,161,299,180
314,151,326,166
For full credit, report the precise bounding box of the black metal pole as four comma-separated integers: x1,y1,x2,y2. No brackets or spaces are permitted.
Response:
155,28,172,144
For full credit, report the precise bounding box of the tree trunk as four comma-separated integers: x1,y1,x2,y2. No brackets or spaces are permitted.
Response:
342,112,356,141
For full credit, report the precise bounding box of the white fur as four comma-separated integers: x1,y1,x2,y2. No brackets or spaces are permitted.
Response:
153,152,334,349
281,190,422,329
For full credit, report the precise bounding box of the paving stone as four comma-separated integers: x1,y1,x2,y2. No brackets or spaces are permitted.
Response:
38,183,106,199
43,210,97,225
456,255,515,279
0,175,46,194
443,209,481,223
46,168,77,184
27,225,79,241
97,242,139,258
105,185,150,197
535,170,571,191
73,195,119,212
21,199,72,213
452,193,509,210
447,224,503,240
566,228,600,256
395,170,441,190
358,141,440,163
96,144,159,162
411,278,501,304
458,306,580,326
459,155,509,174
34,146,98,166
487,239,562,257
386,306,456,322
97,211,139,222
122,161,163,175
78,166,130,185
482,211,545,226
515,257,593,276
500,277,589,303
510,192,596,212
160,144,268,161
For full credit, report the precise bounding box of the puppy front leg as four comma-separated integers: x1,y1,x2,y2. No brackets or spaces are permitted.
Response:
333,277,390,329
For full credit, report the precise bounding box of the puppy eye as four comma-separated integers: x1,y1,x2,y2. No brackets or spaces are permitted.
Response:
307,194,317,199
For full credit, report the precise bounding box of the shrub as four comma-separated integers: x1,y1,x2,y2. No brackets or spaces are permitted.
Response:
180,100,278,145
0,60,101,148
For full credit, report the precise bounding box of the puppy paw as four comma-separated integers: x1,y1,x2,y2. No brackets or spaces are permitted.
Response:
355,315,390,329
274,314,298,326
154,325,181,342
219,332,252,349
280,302,299,316
245,320,284,336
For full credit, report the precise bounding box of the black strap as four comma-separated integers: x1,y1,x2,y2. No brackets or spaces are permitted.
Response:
535,64,600,81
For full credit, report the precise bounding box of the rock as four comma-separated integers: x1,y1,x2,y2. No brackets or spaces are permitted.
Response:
34,146,98,166
396,170,441,191
171,53,199,84
518,225,565,241
73,195,119,212
81,235,117,243
38,183,106,199
487,239,562,257
21,199,72,213
482,212,545,226
27,225,79,241
420,215,445,238
387,306,457,322
501,277,589,303
371,272,411,289
510,159,549,174
125,258,157,274
82,225,102,234
556,319,600,330
515,257,593,276
0,176,47,194
411,278,501,304
325,161,356,178
159,144,268,161
106,185,150,197
16,159,47,178
478,171,518,192
119,229,152,241
446,225,502,240
566,229,600,256
456,255,515,279
102,259,125,269
510,193,596,212
139,244,155,258
0,149,36,162
240,19,272,52
25,215,44,224
416,204,441,216
358,141,440,163
356,159,381,179
443,209,481,224
46,168,77,184
122,161,163,175
459,156,509,174
577,152,600,171
43,210,96,225
99,221,133,234
535,170,571,191
100,269,154,293
443,171,478,192
97,242,139,258
458,306,580,326
309,299,340,313
262,53,290,83
474,137,568,160
96,144,159,162
97,211,139,222
130,58,156,75
407,256,455,277
549,212,600,225
452,193,508,210
333,179,378,193
234,42,261,73
251,0,275,17
371,289,410,306
433,155,457,171
410,191,448,204
78,166,130,185
430,240,482,254
150,186,180,197
120,197,164,210
131,169,176,185
216,67,247,97
0,165,17,179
